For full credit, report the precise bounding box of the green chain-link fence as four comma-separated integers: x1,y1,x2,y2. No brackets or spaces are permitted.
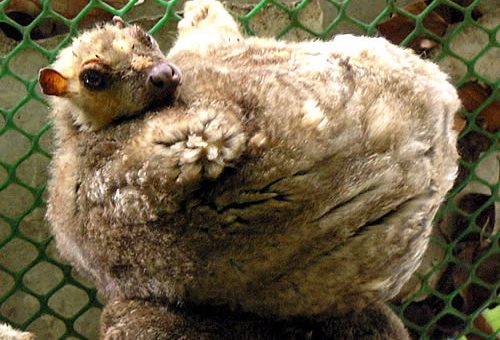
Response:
0,0,498,339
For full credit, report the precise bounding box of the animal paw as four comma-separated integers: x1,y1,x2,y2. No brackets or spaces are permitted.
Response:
188,109,246,178
179,0,240,38
150,108,246,183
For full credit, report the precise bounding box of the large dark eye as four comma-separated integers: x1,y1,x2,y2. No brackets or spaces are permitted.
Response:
145,32,154,46
140,31,158,48
80,69,110,91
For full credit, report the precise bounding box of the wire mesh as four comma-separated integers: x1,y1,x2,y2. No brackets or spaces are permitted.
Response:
0,0,498,339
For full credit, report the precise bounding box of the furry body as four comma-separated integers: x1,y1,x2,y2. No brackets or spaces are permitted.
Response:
45,0,460,337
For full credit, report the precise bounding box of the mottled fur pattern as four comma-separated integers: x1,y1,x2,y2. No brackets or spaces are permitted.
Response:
45,0,460,338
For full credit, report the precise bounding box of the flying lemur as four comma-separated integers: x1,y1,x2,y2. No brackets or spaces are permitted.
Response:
40,0,460,338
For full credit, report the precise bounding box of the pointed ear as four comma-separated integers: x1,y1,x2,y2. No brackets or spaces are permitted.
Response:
39,68,68,96
112,16,126,29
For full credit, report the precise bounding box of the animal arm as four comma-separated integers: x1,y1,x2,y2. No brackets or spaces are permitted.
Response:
96,105,247,223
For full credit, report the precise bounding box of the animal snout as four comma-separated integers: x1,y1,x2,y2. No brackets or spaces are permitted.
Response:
148,62,182,91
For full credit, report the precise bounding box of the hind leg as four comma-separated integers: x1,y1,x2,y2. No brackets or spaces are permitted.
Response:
101,299,312,339
315,302,410,340
174,0,241,51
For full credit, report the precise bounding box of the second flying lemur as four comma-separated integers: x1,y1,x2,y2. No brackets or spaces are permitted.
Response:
41,0,460,338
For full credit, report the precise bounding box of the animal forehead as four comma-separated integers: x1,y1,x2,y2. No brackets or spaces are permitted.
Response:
53,24,157,77
77,26,142,59
82,25,156,57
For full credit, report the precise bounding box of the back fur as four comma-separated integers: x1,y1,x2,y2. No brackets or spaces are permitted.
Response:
45,0,460,337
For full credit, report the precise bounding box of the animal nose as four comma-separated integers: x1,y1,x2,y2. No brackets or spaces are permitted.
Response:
148,62,181,90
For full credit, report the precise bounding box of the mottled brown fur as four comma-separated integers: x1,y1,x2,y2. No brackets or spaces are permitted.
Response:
45,0,460,338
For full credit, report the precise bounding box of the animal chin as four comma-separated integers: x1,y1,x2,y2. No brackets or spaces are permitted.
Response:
108,95,178,126
146,91,178,112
